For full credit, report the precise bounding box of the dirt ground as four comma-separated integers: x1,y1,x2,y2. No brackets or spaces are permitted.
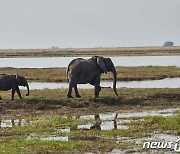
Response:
0,94,179,118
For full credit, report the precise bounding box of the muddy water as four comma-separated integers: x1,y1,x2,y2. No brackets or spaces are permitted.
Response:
1,56,180,68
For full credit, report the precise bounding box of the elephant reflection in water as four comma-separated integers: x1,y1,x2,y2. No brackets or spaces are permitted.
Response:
66,56,118,98
0,74,30,100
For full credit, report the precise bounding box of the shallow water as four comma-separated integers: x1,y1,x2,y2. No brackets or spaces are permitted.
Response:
117,108,180,119
26,133,69,141
0,119,30,128
99,113,117,121
20,78,180,90
77,108,179,131
57,128,71,133
77,122,95,130
4,108,177,153
1,56,180,68
0,108,177,153
129,133,180,148
100,121,115,130
1,108,179,129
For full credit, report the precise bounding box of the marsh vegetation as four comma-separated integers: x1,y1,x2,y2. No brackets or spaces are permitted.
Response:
0,88,179,153
1,66,180,82
0,47,180,153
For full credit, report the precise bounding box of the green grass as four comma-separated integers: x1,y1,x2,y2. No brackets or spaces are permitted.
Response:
0,116,85,136
0,88,179,152
1,114,179,153
142,114,180,134
0,137,82,153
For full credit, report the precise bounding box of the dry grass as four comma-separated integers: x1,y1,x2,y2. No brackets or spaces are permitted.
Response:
0,46,180,57
1,66,180,82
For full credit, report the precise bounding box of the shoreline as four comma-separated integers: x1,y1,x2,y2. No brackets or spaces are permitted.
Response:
0,46,180,57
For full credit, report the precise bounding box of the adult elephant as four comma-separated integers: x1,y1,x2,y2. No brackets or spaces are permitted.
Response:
66,56,118,98
0,74,30,100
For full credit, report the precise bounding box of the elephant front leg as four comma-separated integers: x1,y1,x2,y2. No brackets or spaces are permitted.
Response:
94,85,101,98
74,85,81,98
15,87,22,99
11,89,15,100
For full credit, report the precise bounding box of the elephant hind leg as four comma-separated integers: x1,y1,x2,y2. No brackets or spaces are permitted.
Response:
74,85,81,98
94,84,101,98
67,81,74,98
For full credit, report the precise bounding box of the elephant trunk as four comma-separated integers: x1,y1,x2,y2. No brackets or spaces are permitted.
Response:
26,83,30,96
111,66,118,96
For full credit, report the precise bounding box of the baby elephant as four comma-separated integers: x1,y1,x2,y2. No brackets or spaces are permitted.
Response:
0,74,30,100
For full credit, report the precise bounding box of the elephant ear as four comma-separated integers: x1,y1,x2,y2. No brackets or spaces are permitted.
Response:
15,75,19,84
15,75,22,85
97,57,107,74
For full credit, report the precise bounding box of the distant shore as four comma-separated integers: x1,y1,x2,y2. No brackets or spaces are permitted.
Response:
0,46,180,57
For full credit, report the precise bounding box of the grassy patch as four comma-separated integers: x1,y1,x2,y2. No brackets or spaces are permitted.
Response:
0,116,86,136
1,66,180,82
0,88,179,116
143,114,180,134
0,137,82,153
1,114,179,153
127,114,180,136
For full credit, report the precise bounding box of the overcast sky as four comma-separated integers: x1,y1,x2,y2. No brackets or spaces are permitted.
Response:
0,0,179,49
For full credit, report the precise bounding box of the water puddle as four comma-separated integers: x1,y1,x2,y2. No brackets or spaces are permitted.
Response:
116,133,180,153
117,108,180,119
148,133,180,143
100,121,115,130
108,149,126,154
79,115,95,120
26,133,69,141
1,108,179,129
117,133,180,145
57,128,71,133
23,108,180,153
0,119,31,128
0,120,13,128
77,122,95,130
99,113,117,121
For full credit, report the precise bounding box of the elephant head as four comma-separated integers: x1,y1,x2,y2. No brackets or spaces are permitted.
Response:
96,56,118,96
16,75,30,96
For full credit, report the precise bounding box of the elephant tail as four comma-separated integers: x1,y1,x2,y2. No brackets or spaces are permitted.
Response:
66,65,70,82
66,59,77,82
66,58,83,82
